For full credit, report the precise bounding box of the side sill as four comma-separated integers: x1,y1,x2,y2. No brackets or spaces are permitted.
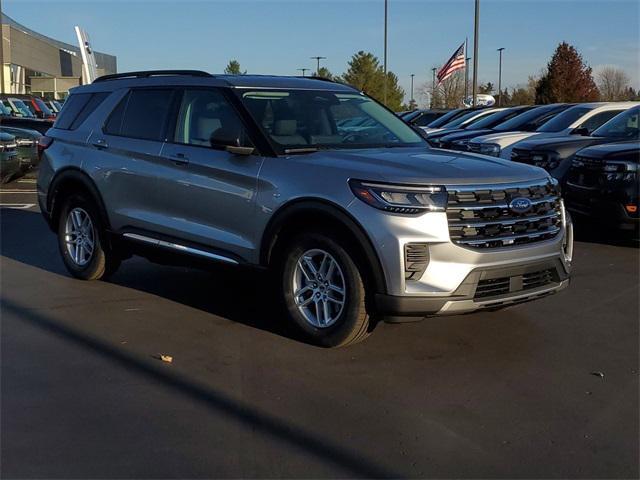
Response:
122,233,239,265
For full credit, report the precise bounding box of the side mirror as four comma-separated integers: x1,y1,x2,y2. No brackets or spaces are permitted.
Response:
210,128,254,156
571,127,589,136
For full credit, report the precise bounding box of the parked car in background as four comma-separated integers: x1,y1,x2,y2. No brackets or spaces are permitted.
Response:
1,98,35,118
469,102,638,159
45,100,64,114
0,126,42,172
403,109,451,128
564,140,639,231
37,70,573,347
422,107,494,134
421,107,483,131
2,94,56,120
510,106,640,182
0,132,20,183
430,106,535,149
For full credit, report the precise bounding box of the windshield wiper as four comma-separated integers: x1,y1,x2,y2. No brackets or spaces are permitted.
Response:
283,147,319,155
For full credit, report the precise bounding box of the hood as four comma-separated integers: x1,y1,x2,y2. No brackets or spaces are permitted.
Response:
425,128,465,141
576,141,640,160
514,135,604,154
469,130,538,146
440,129,494,143
306,147,549,185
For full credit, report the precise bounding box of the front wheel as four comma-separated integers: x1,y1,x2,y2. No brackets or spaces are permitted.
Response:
280,232,372,347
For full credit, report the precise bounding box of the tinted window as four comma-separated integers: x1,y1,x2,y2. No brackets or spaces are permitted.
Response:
69,92,110,130
105,89,173,141
413,113,441,126
54,93,92,129
468,108,529,130
592,108,639,139
537,106,592,132
579,110,622,133
173,89,253,148
426,109,464,128
493,105,566,132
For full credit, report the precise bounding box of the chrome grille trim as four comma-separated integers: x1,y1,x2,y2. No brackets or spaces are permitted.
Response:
446,180,562,249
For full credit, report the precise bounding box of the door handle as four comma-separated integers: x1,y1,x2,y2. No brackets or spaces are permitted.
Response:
169,152,189,165
92,138,108,149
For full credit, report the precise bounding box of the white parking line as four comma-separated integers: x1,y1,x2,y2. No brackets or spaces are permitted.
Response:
0,190,37,193
0,203,36,209
17,179,37,184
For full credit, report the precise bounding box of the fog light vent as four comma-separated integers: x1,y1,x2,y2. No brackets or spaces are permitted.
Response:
404,243,429,280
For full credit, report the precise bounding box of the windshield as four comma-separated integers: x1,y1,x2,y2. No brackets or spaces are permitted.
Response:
33,97,53,116
239,90,425,152
467,107,529,130
441,110,485,129
536,106,592,132
425,108,464,128
11,99,35,118
592,108,639,139
493,104,567,132
0,102,11,116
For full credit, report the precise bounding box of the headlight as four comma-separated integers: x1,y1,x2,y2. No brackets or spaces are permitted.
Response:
349,179,447,214
16,138,35,147
480,144,501,156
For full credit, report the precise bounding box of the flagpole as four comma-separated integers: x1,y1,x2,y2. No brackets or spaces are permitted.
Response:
472,0,480,107
464,37,469,103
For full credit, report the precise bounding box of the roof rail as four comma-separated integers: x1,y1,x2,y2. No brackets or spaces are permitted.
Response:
305,75,340,84
93,70,213,83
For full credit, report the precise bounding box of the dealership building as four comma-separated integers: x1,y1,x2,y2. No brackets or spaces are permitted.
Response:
0,13,117,99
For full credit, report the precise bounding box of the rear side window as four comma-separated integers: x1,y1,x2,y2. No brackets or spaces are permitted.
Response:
104,89,173,141
55,92,109,130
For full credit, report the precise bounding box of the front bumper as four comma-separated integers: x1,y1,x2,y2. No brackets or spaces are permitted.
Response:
347,192,573,318
375,257,570,319
565,181,639,229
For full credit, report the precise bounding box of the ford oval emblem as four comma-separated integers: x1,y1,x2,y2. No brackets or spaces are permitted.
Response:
509,197,532,214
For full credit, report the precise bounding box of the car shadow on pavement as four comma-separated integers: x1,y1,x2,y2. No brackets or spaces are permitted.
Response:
0,209,304,343
1,296,399,479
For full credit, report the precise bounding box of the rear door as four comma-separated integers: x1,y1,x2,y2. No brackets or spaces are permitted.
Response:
155,87,264,262
87,87,177,234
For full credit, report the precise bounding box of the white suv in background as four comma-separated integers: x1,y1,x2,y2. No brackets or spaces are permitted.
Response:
469,102,639,159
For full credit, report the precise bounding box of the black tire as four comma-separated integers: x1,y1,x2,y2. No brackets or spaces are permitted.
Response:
280,232,372,347
57,192,120,280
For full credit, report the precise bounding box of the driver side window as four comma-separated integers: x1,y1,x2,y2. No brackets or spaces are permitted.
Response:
173,89,252,148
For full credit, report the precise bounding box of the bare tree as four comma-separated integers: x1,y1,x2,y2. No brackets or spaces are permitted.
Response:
597,66,631,101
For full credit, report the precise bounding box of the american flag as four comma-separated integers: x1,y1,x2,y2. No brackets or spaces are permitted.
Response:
437,42,466,84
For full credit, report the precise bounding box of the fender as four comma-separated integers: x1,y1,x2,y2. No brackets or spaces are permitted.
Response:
260,199,388,294
47,167,112,232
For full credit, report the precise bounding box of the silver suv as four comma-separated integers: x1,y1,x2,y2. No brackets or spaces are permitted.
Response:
37,70,573,347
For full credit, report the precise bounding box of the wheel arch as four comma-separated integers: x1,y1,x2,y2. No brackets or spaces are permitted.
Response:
47,167,111,233
260,198,388,294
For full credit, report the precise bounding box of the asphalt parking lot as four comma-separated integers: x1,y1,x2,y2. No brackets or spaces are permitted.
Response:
1,179,638,479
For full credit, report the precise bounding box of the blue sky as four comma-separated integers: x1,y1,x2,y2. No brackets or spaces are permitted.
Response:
6,0,640,104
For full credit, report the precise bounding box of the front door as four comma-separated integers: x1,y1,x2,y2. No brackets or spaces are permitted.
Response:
155,88,264,262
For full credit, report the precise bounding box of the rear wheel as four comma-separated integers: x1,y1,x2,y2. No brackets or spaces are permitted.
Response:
280,232,372,347
57,193,120,280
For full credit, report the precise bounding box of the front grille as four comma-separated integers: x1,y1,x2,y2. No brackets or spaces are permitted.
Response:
447,180,562,249
468,143,482,153
474,268,557,300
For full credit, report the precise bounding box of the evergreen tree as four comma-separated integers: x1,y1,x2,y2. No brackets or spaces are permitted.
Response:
341,51,405,111
224,60,246,75
535,42,599,103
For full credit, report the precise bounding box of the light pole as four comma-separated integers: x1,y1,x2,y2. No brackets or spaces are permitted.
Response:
431,67,437,109
497,47,505,106
472,0,480,106
383,0,388,105
410,73,415,107
310,56,326,76
297,68,309,77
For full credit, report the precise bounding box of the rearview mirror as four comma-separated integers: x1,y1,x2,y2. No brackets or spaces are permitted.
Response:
571,127,590,136
210,128,254,156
